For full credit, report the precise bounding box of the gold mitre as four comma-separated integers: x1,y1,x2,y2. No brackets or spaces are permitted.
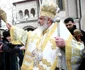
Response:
40,2,58,18
0,8,7,23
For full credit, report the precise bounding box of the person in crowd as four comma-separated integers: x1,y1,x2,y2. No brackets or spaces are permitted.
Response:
0,34,4,70
64,17,85,70
17,45,24,67
64,17,85,44
73,29,83,43
0,30,25,70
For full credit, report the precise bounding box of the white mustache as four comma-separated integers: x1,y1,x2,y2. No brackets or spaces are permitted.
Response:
38,20,48,31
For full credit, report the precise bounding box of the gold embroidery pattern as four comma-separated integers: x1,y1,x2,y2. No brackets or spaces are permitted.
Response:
21,23,58,70
29,33,39,43
42,59,51,67
11,27,28,45
50,38,56,50
24,50,43,68
71,47,82,64
24,52,34,63
72,48,81,56
37,64,44,70
32,49,43,66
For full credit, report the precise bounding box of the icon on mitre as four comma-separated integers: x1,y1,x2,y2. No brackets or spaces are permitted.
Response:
0,8,7,23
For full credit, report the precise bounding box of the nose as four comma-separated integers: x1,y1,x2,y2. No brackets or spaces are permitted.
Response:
67,25,70,28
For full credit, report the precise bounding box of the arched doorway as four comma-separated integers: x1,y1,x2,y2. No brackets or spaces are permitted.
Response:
26,28,34,31
23,26,35,31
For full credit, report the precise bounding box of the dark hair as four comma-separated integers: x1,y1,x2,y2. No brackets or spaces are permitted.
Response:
2,30,10,42
3,30,10,38
64,17,74,24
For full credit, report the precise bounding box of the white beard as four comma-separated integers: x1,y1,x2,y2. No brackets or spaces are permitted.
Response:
35,21,48,36
38,20,48,32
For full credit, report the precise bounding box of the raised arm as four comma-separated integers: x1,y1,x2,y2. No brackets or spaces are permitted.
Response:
6,23,28,45
0,42,25,53
6,23,12,30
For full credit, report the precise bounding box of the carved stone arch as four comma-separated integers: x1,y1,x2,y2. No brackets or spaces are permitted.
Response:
23,26,35,31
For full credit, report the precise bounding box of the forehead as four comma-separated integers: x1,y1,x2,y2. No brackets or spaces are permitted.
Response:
39,16,50,19
65,21,74,25
39,16,45,19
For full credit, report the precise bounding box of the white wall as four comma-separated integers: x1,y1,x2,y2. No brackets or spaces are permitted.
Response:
81,0,85,31
65,0,77,18
16,1,38,20
15,21,38,29
14,1,39,29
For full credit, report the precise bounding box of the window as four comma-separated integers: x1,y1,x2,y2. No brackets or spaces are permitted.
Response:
30,8,35,17
57,0,65,11
24,9,29,18
19,10,23,18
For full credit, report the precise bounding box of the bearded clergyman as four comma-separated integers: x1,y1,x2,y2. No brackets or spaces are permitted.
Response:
1,1,84,70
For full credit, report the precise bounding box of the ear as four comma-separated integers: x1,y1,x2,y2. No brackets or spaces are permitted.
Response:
48,18,53,24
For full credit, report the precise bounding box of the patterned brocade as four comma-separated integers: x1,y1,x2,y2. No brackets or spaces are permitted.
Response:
10,21,84,70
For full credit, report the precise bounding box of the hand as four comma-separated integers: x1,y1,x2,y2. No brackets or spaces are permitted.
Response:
20,46,25,50
55,37,65,48
6,23,12,30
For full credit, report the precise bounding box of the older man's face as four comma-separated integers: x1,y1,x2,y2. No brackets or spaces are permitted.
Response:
38,16,49,31
38,16,48,25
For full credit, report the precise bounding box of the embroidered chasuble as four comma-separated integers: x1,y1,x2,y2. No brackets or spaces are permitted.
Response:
10,21,84,70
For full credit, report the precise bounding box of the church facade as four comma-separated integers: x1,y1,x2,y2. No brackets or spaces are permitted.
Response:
13,0,40,31
13,0,85,31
